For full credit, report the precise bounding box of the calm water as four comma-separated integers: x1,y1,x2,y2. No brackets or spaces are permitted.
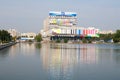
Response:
0,43,120,80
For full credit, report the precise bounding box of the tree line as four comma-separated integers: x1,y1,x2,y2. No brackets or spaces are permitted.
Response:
0,30,12,43
99,30,120,43
0,29,120,43
113,30,120,43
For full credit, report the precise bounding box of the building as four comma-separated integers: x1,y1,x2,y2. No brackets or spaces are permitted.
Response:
8,29,19,37
42,11,99,40
20,32,36,41
98,30,114,34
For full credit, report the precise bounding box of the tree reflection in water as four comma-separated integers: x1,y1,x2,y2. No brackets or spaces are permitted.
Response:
35,43,42,49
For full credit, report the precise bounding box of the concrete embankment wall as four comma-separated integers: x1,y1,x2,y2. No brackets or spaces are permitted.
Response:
0,42,17,50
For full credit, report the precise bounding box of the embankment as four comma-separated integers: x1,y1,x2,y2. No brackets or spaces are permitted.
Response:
0,42,17,50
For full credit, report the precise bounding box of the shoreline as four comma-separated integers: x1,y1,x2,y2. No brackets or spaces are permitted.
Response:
0,42,17,50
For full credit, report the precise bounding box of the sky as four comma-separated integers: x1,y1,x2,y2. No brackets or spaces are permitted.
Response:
0,0,120,33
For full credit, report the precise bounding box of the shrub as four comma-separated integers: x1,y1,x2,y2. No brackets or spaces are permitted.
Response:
82,38,87,43
64,38,68,43
56,39,61,43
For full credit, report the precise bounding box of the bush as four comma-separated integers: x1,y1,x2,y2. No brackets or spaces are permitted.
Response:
56,39,61,43
64,38,68,43
82,38,87,43
88,40,92,43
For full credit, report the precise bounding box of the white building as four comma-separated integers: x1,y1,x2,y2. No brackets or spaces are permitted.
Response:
43,11,77,37
8,29,19,37
98,30,114,34
42,11,100,41
20,32,36,41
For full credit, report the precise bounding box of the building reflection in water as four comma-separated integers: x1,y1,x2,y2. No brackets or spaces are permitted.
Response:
2,43,41,58
40,43,98,80
19,43,36,56
9,44,18,58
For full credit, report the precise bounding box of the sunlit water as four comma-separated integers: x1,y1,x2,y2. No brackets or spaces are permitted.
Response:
0,43,120,80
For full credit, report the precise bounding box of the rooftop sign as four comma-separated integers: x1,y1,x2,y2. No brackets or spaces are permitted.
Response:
49,11,77,17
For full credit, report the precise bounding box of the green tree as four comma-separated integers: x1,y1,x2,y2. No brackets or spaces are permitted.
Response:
0,30,1,43
113,30,120,43
35,34,42,42
12,36,17,41
0,30,12,43
99,33,114,42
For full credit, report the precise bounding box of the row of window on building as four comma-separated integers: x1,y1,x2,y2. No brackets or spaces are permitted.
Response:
50,27,99,37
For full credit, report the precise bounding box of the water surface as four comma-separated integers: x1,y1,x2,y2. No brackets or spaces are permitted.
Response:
0,43,120,80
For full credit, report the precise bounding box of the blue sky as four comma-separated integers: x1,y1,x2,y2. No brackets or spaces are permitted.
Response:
0,0,120,33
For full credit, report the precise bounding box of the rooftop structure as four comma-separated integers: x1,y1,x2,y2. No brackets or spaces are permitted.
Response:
49,11,77,27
